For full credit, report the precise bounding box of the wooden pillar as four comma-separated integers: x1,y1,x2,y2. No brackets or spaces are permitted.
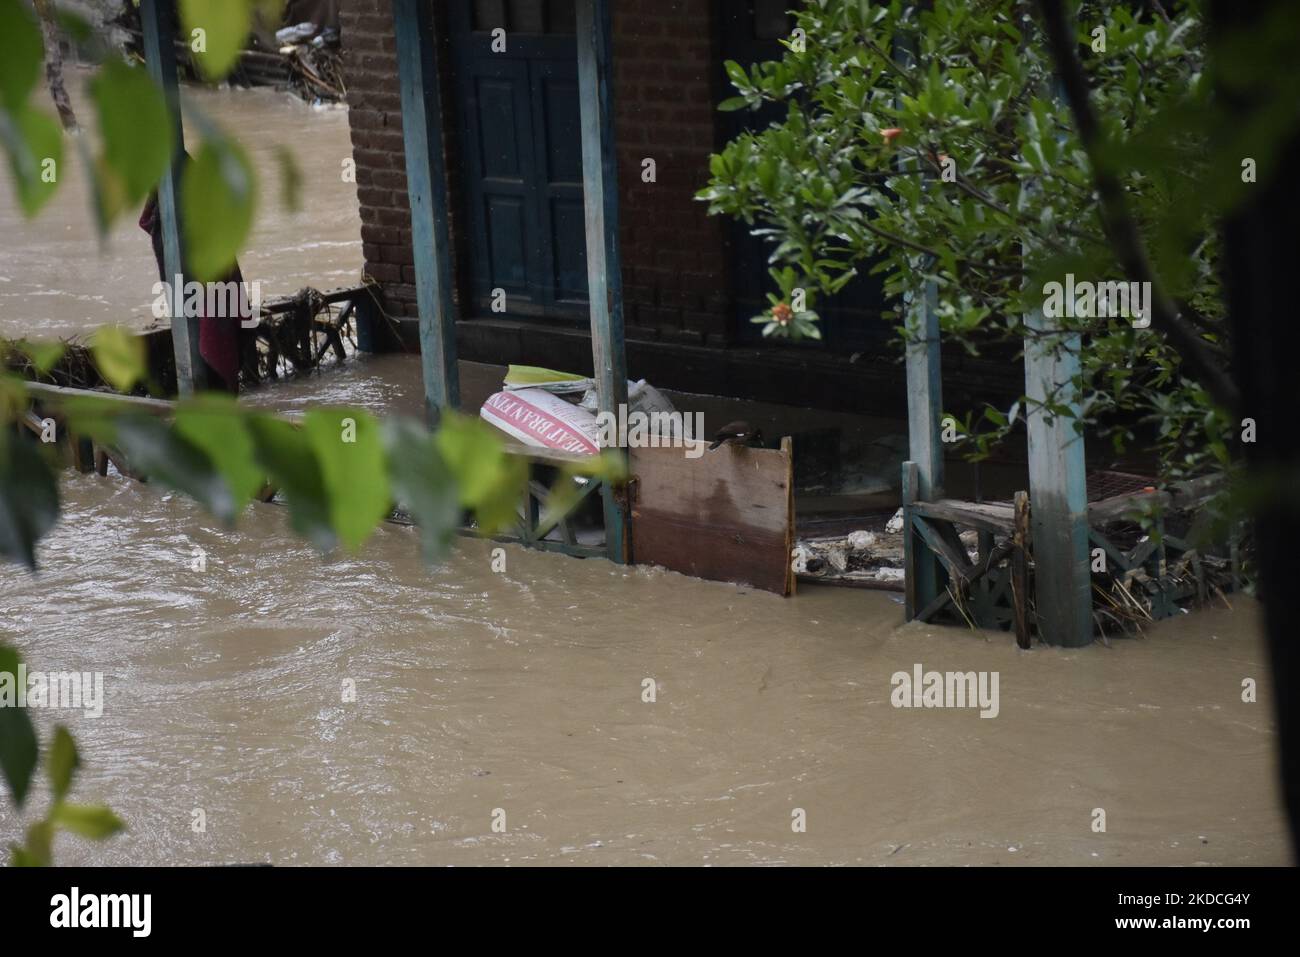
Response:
576,0,629,563
392,0,460,421
905,277,944,497
1023,311,1092,646
903,276,943,615
140,0,204,394
896,30,942,614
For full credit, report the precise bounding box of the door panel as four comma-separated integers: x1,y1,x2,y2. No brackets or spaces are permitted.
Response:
466,61,540,304
531,61,586,306
485,195,529,292
550,199,588,300
451,0,587,320
474,77,524,180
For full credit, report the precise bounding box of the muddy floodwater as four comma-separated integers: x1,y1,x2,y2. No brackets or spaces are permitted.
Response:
0,79,1289,866
0,478,1287,866
0,68,361,341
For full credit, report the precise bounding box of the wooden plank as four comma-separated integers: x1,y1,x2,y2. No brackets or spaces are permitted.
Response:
782,435,796,595
902,461,919,619
1012,490,1031,649
576,0,629,564
974,528,996,624
533,475,603,542
1086,489,1170,524
911,515,973,581
71,435,95,474
25,382,175,415
392,0,460,420
913,498,1016,534
1088,529,1135,573
1023,309,1092,647
629,440,794,595
140,0,204,394
916,583,956,623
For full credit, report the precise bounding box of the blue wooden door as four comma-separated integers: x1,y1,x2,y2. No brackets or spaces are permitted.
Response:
450,1,588,321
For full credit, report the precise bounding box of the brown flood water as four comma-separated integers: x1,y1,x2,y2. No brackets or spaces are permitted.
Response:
0,79,1290,866
0,68,361,341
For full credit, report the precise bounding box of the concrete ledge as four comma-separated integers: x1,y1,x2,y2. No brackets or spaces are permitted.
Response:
375,316,1020,417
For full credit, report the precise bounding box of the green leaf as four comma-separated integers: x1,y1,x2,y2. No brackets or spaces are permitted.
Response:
0,645,38,809
245,414,336,552
568,449,629,484
89,60,174,208
18,819,53,866
18,339,65,375
173,396,263,515
1,104,63,217
436,412,508,508
46,725,79,804
0,0,42,111
436,412,525,534
0,430,60,570
304,408,391,552
90,325,146,393
112,415,236,522
384,417,461,563
181,136,256,281
9,843,44,867
180,0,253,81
52,803,125,841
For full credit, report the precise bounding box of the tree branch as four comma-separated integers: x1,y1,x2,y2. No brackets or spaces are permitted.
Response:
1035,0,1240,412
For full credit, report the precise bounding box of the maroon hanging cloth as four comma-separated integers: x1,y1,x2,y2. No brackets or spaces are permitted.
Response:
139,195,244,393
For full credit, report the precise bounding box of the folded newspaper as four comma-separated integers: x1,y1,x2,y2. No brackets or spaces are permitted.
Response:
502,365,592,394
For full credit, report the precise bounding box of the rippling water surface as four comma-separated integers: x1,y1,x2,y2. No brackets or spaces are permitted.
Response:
0,68,361,341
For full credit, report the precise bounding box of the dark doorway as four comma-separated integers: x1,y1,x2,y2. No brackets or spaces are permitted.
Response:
718,1,889,353
449,1,588,321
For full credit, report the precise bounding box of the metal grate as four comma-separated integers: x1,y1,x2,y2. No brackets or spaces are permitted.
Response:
1086,469,1157,503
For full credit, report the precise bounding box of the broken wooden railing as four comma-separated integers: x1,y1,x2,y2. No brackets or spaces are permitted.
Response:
902,461,1233,647
5,284,388,397
494,441,615,560
249,285,388,384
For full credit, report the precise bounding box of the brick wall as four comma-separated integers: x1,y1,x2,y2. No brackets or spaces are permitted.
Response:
613,2,731,345
338,0,732,342
340,0,437,318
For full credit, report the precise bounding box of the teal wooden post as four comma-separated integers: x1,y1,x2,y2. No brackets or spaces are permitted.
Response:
903,275,943,616
905,277,944,497
896,30,941,614
392,0,460,421
140,0,204,394
1023,310,1092,646
576,0,629,563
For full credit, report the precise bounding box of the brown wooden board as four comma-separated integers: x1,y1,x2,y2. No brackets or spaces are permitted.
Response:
629,437,795,595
